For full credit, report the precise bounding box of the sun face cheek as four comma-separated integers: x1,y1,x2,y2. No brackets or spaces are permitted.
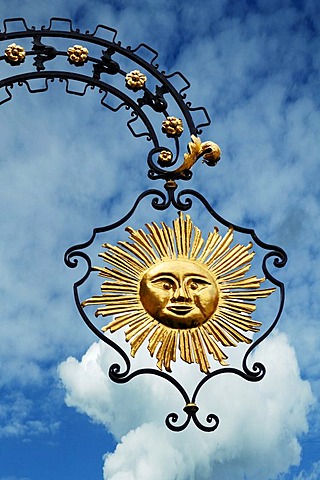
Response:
195,285,219,321
151,288,172,317
139,278,172,320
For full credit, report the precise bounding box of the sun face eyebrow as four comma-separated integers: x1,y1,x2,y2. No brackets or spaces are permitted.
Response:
149,273,212,284
184,274,212,283
150,273,177,282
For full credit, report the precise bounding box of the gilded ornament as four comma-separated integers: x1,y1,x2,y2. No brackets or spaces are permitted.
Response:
125,70,147,91
67,45,89,64
174,135,221,174
82,213,275,374
158,150,173,166
201,141,221,166
5,43,26,63
162,116,184,138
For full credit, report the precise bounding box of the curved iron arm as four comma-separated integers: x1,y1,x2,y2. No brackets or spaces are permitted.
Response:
0,17,213,179
0,17,207,134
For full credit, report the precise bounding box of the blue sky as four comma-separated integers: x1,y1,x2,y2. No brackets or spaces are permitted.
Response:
0,1,319,479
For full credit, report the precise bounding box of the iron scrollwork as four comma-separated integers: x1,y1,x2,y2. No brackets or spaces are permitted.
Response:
0,18,287,432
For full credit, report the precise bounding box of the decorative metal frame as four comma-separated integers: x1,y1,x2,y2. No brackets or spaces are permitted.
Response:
0,18,287,432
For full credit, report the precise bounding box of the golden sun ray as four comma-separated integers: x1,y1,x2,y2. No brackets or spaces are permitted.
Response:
81,213,275,374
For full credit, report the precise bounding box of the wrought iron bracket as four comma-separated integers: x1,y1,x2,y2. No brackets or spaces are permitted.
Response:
0,18,287,432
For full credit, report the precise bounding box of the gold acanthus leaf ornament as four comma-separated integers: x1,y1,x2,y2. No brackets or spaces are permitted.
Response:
81,213,275,374
173,135,221,174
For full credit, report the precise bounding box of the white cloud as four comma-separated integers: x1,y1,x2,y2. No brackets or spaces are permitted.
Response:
59,332,314,479
0,392,59,438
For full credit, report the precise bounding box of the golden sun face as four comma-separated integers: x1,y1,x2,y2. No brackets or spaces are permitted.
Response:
81,213,275,373
139,259,219,329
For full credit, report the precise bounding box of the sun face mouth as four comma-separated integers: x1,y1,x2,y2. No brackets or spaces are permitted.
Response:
167,304,194,315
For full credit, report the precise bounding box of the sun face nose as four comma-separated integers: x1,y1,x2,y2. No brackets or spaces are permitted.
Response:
172,281,191,302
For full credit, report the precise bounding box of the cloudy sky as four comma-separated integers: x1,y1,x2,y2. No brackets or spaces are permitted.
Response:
0,1,319,479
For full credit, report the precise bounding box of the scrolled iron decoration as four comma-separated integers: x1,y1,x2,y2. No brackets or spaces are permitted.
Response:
0,18,287,432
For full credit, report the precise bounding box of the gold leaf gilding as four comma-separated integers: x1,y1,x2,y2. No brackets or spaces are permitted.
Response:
82,213,275,373
125,70,147,91
162,117,184,138
67,45,89,64
5,43,26,63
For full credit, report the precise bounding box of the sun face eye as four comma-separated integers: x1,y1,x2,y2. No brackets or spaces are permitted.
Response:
151,277,175,291
163,281,172,290
188,278,211,292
